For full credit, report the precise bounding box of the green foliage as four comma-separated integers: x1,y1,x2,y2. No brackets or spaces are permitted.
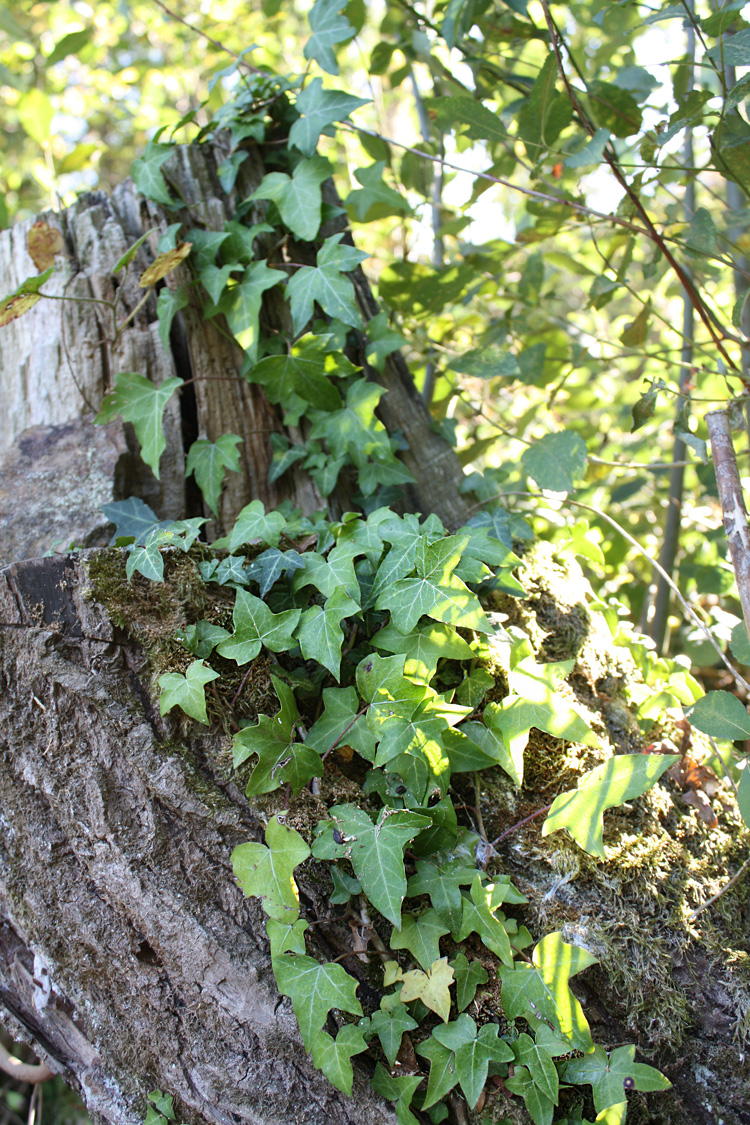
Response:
96,372,181,479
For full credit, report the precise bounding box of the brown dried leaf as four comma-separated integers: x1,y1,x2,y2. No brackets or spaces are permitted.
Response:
27,220,64,271
681,788,719,828
138,241,193,287
0,292,40,327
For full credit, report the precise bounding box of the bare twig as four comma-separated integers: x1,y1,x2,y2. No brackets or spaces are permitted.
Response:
0,1045,53,1086
690,852,750,919
705,410,750,645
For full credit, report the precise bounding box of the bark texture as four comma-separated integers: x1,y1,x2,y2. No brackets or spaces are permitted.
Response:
0,554,396,1125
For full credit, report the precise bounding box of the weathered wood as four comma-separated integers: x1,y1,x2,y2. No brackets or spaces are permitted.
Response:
0,555,396,1125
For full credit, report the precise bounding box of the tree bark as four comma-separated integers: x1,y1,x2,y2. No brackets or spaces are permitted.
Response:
0,554,396,1125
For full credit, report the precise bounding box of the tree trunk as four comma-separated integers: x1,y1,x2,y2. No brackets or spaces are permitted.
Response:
0,554,396,1125
0,142,468,563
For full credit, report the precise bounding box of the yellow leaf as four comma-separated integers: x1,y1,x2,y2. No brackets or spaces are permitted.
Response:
399,957,454,1023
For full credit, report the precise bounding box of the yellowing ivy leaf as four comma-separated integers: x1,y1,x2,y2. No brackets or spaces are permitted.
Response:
232,815,310,921
399,957,455,1023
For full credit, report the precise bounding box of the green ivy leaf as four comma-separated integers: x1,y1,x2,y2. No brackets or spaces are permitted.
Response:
286,233,368,334
229,500,288,550
504,1065,555,1125
376,534,493,635
303,685,376,761
542,752,679,858
290,78,368,156
389,909,450,971
431,1014,515,1110
101,497,167,543
449,953,488,1012
232,814,311,921
364,310,408,369
564,1044,671,1112
248,334,352,411
297,586,359,679
232,677,322,796
312,803,430,926
96,372,182,479
293,542,361,602
308,378,391,464
217,588,301,664
415,1036,459,1108
156,284,188,353
310,1025,369,1095
346,161,412,222
512,1032,559,1105
407,860,477,933
686,690,750,740
303,0,355,74
372,620,474,683
521,431,588,492
185,434,242,516
245,547,306,597
500,932,597,1051
132,141,175,207
454,873,513,965
222,260,284,361
364,1001,418,1067
266,917,308,958
272,954,362,1051
370,1065,422,1125
250,156,331,242
126,528,167,582
431,95,508,144
158,658,219,725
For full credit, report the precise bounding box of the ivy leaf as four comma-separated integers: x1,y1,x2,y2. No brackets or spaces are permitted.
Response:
303,0,355,75
200,263,236,305
297,586,359,679
223,260,284,361
370,1065,422,1125
217,588,301,664
156,284,188,352
686,690,750,740
290,78,368,157
96,372,182,479
308,378,391,464
245,547,306,597
432,1015,515,1109
101,497,167,543
272,954,362,1051
286,233,368,334
389,909,450,971
158,659,219,725
564,1044,671,1112
512,1033,559,1105
407,860,478,933
398,957,455,1023
185,434,242,516
250,156,331,242
310,1025,368,1095
346,162,412,222
364,1001,418,1067
132,141,175,206
126,528,166,583
504,1065,555,1125
365,310,408,370
232,814,311,922
176,620,231,659
415,1036,459,1108
187,228,230,269
542,753,679,858
229,500,288,549
303,685,376,761
376,535,493,635
233,677,322,796
139,241,192,288
454,873,513,965
312,803,430,926
248,334,351,411
330,867,361,903
293,542,361,602
373,620,474,683
449,953,488,1012
266,917,308,958
521,431,587,492
500,932,597,1051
